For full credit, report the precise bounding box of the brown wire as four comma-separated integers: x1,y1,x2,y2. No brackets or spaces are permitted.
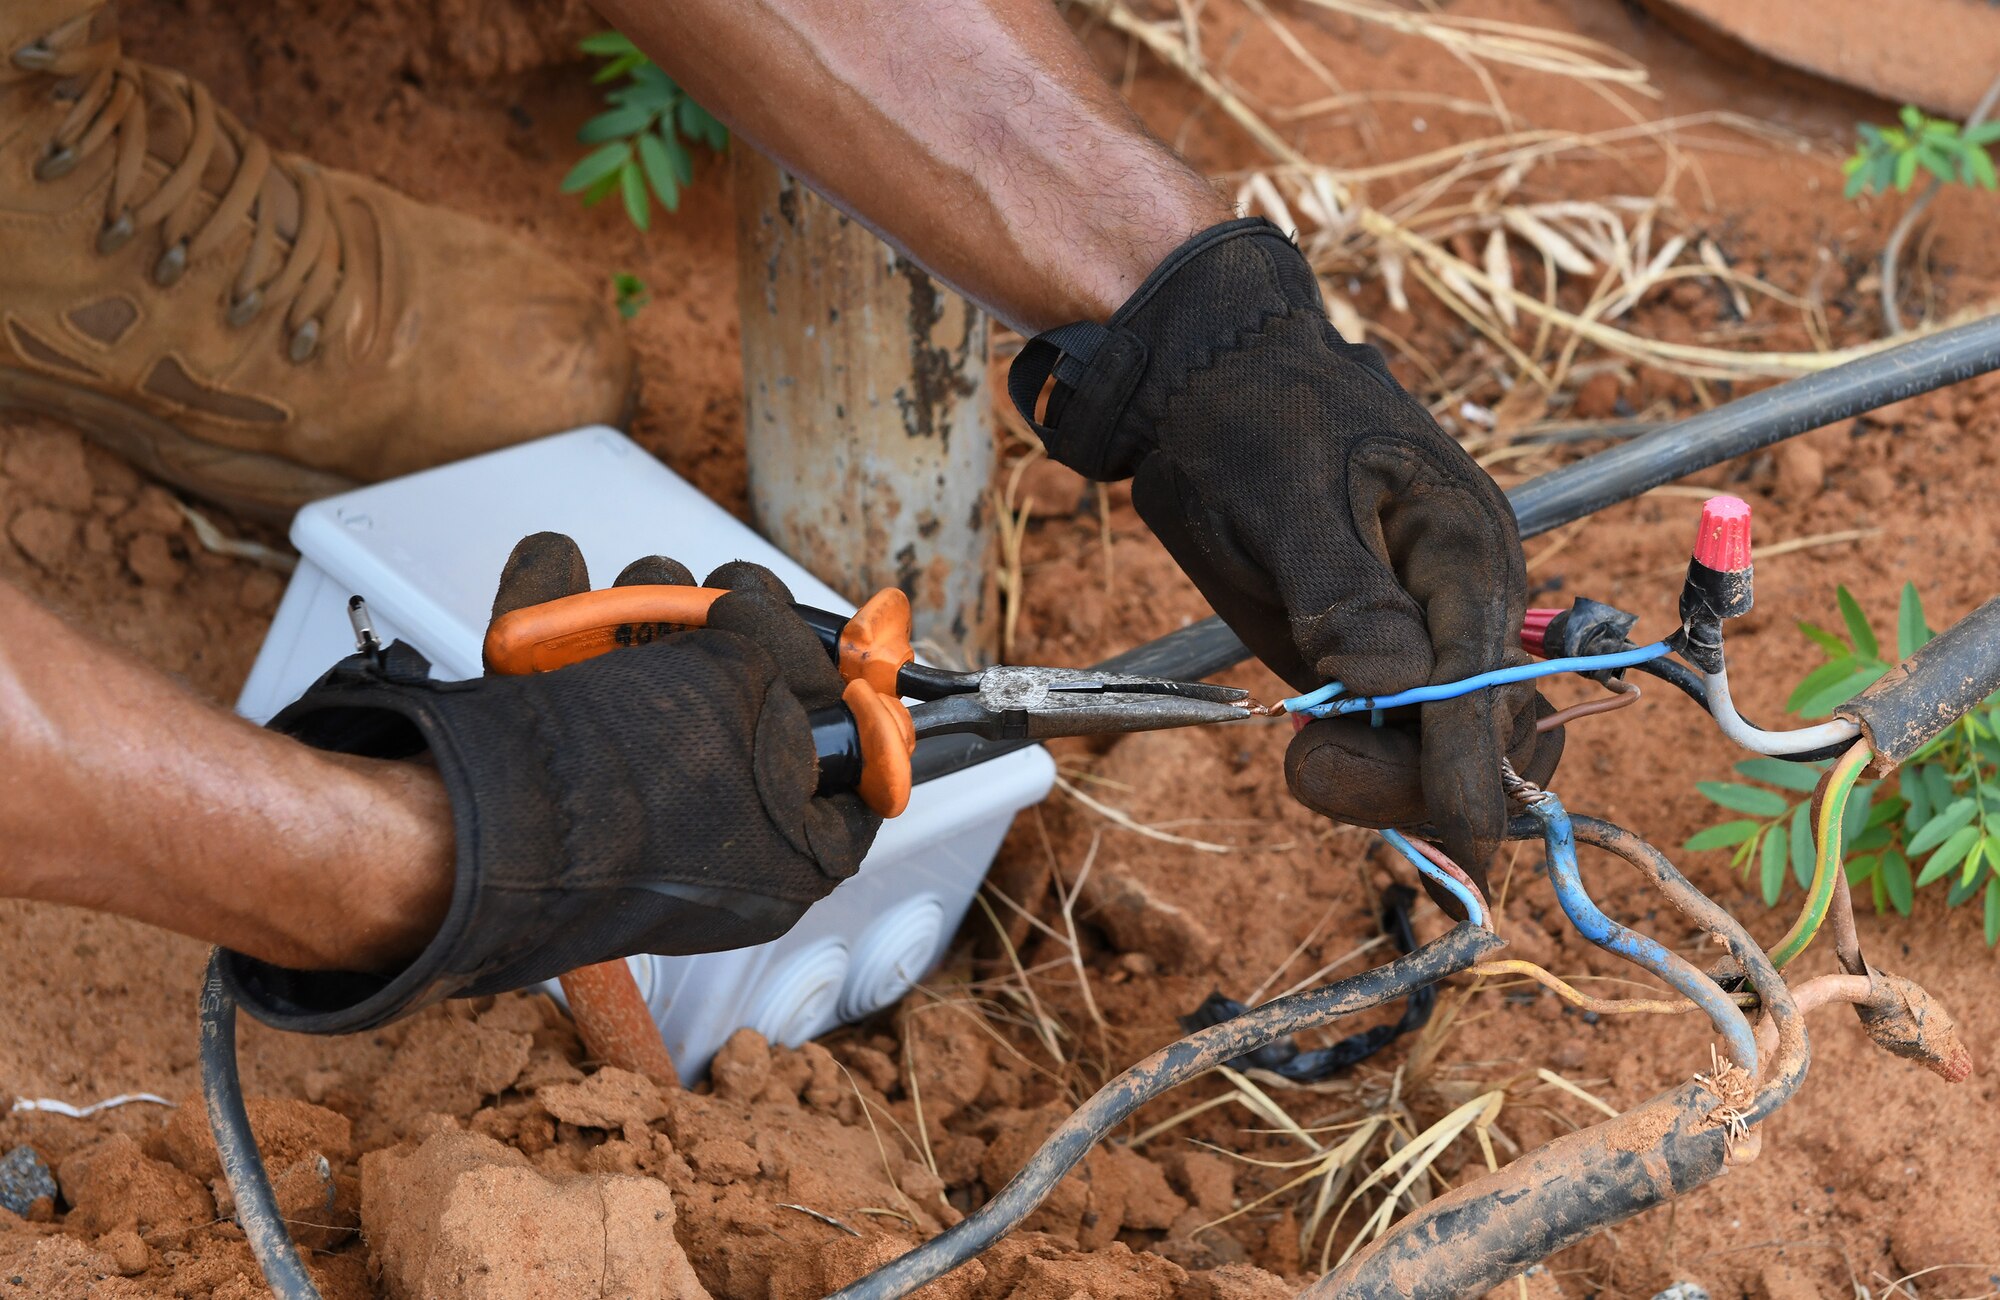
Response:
1536,682,1640,732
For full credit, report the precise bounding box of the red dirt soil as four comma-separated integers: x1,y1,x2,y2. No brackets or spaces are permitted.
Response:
4,1,1999,1298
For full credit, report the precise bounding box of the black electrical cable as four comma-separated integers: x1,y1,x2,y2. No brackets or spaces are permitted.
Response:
200,950,321,1300
915,313,2000,783
1178,884,1433,1082
827,923,1506,1300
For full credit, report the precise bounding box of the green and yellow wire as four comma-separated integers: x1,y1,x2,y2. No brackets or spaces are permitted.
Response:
1768,737,1872,970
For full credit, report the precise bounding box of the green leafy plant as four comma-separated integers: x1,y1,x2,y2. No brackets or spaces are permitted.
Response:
1843,106,2000,198
612,272,651,320
562,32,729,230
1687,583,2000,944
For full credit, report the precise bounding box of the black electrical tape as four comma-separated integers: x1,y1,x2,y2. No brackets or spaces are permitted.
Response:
1178,884,1433,1082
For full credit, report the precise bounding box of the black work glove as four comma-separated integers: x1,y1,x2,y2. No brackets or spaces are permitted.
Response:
1008,218,1560,888
220,533,878,1034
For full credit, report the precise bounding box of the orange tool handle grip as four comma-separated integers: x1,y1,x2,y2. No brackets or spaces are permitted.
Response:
482,585,730,674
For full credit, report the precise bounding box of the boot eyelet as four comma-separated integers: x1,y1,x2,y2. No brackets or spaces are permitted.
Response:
33,144,78,181
97,209,135,254
226,290,263,328
154,241,189,286
288,319,322,363
12,42,55,72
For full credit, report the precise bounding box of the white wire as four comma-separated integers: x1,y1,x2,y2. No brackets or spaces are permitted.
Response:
1702,666,1861,755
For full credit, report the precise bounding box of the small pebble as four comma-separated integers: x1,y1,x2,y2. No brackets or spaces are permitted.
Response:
0,1146,57,1217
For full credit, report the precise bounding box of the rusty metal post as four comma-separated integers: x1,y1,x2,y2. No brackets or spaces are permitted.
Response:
733,148,997,668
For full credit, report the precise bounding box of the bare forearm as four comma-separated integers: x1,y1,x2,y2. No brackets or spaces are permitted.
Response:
597,0,1232,330
0,578,453,971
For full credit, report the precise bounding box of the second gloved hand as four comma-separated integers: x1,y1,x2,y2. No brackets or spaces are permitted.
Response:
219,533,878,1034
1009,218,1561,889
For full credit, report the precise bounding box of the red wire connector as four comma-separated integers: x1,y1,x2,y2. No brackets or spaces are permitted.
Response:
1679,494,1755,673
1692,495,1753,573
1520,608,1562,658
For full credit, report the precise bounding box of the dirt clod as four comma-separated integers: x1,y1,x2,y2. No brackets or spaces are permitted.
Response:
361,1130,710,1300
55,1134,212,1242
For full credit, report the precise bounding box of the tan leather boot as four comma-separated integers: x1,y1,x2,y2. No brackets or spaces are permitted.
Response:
0,1,634,519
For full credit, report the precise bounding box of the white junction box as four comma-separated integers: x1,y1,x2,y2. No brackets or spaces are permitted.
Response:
237,427,1055,1078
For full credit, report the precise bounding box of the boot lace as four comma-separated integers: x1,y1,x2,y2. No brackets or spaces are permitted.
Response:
17,9,348,362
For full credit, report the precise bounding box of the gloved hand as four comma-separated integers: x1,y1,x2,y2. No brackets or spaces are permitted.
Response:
220,533,878,1034
1008,218,1561,887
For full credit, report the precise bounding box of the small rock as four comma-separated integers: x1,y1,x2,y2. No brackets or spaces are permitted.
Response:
7,506,76,569
0,1147,57,1218
1774,443,1824,501
125,533,186,588
270,1152,357,1251
538,1066,669,1132
3,430,95,512
1651,1285,1711,1300
95,1227,150,1276
360,1130,710,1300
162,1096,351,1181
687,1136,761,1183
1851,465,1895,506
57,1134,213,1239
119,485,186,537
709,1028,772,1102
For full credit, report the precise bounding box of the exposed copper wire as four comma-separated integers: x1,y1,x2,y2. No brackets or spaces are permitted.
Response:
1401,832,1489,914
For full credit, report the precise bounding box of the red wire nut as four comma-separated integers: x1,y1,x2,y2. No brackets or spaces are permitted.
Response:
1520,608,1562,658
1692,495,1753,573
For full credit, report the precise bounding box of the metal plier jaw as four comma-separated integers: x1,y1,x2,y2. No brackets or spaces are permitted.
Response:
910,665,1254,741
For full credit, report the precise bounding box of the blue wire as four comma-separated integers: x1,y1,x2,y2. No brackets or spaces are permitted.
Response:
1522,792,1759,1074
1379,829,1487,928
1280,641,1672,719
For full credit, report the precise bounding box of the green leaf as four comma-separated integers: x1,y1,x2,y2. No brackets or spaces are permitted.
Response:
1915,823,1981,885
1795,664,1889,718
1686,820,1764,851
1787,658,1859,713
1986,876,2000,946
1790,800,1815,889
1761,825,1788,906
591,51,646,84
631,63,678,98
1842,781,1876,844
1921,764,1956,818
1917,141,1959,184
1842,167,1870,200
578,104,655,145
1965,144,1999,191
678,99,728,152
1798,622,1850,656
1947,863,1985,906
1900,104,1926,131
1965,122,2000,145
1866,795,1907,830
1735,757,1825,792
1882,848,1914,915
661,129,693,187
1897,583,1933,659
560,141,632,194
578,170,620,207
1847,851,1879,884
612,272,651,320
1894,148,1919,192
578,30,639,55
1908,797,1978,855
1850,827,1893,853
1901,764,1932,830
1836,587,1879,659
636,131,681,212
1696,782,1791,818
619,159,651,230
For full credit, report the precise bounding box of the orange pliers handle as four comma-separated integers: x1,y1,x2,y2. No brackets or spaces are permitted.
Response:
482,583,919,816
